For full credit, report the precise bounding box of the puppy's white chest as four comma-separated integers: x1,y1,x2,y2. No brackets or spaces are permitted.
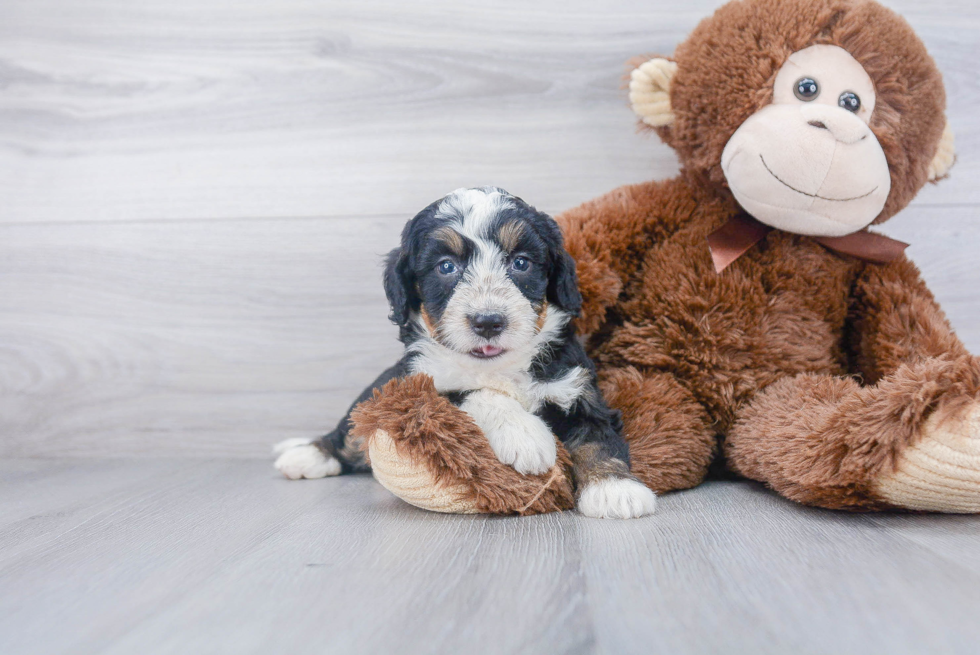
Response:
462,371,538,411
421,362,589,414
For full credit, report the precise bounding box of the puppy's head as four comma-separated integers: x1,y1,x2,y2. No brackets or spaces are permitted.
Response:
384,187,581,361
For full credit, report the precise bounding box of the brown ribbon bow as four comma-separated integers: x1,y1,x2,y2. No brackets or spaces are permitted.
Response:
706,214,909,274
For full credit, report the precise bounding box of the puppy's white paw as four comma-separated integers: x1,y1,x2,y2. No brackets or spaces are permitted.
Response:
462,391,557,475
577,477,656,519
491,412,558,475
272,439,341,480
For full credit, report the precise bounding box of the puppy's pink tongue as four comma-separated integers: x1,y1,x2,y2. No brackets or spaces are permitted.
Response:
480,345,503,357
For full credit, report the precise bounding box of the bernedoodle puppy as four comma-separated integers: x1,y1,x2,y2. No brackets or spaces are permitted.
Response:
274,187,656,518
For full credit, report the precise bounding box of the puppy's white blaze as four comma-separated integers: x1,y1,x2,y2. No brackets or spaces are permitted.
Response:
439,187,513,242
529,366,591,412
461,389,557,475
273,442,341,480
577,478,657,519
436,238,535,355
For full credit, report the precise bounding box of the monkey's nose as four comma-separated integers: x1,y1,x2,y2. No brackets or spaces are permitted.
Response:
469,313,507,339
800,104,868,145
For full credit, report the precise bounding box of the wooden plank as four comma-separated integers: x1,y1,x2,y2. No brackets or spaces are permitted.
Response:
579,482,980,654
0,215,403,457
0,460,348,655
97,486,593,655
0,0,976,226
865,512,980,577
1,205,978,458
2,461,980,654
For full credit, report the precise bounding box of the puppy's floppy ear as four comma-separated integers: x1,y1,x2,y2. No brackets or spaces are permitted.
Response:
524,203,583,316
548,249,582,316
383,247,415,327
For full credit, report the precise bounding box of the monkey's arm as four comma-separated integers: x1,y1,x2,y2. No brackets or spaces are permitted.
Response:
556,176,706,335
724,257,980,512
847,257,973,382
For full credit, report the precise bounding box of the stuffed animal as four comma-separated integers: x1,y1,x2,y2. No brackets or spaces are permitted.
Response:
354,0,980,514
350,375,576,515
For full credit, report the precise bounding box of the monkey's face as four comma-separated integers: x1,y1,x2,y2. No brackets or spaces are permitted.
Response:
721,45,891,237
628,0,953,232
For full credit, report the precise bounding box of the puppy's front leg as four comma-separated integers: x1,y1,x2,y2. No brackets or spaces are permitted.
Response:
569,442,657,519
460,389,557,475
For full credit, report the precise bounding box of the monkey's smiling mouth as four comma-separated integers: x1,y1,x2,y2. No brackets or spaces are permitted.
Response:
759,154,877,202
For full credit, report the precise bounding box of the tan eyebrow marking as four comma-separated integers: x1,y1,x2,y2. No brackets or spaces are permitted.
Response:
497,220,525,253
433,226,465,256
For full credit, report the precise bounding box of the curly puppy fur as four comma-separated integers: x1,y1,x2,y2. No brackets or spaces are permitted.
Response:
279,187,653,517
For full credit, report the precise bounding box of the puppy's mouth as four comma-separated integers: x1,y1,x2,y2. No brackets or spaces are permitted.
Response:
469,345,505,359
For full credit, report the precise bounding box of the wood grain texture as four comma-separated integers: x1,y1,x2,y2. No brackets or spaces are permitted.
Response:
0,216,405,456
2,207,977,457
0,0,979,459
1,460,979,655
0,0,976,225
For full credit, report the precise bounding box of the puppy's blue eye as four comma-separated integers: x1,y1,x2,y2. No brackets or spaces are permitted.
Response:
437,260,457,275
511,256,530,272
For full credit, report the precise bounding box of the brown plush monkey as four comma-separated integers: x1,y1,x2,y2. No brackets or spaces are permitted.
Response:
562,0,975,511
356,0,979,514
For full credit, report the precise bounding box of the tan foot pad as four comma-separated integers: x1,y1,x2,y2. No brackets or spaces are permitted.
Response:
875,404,980,512
369,429,480,514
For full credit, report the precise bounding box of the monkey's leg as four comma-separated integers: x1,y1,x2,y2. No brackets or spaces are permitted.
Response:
599,367,717,493
726,358,980,511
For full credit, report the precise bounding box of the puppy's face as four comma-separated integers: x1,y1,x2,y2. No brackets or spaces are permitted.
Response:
385,187,581,361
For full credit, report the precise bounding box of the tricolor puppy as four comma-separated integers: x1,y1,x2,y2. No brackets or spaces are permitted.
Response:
274,187,656,519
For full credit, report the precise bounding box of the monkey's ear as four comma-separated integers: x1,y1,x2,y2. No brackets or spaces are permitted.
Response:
382,247,416,327
629,57,678,128
927,121,956,182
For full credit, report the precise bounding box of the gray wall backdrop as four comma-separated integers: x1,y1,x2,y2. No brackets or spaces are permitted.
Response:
1,0,978,458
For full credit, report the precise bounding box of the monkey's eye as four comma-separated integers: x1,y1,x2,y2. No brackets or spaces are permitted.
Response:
838,91,861,112
437,260,457,275
511,256,530,272
794,77,820,101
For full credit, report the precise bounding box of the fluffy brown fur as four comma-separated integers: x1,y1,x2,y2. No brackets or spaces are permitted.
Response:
598,366,717,493
725,356,980,510
350,375,576,515
555,0,974,511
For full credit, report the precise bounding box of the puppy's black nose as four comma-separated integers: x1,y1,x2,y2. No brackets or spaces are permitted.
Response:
469,313,506,338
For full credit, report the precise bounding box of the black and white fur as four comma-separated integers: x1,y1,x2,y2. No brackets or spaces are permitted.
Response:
274,187,655,519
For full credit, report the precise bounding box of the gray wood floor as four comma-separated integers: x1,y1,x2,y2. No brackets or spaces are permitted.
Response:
2,0,980,653
2,459,979,655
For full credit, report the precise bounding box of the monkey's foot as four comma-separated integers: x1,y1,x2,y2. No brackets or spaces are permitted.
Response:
875,403,980,512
